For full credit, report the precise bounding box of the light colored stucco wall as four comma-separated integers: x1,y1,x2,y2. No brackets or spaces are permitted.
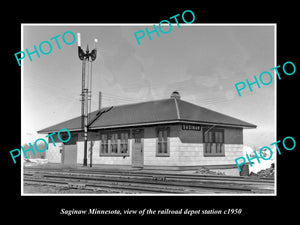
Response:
144,137,243,166
73,137,243,167
46,124,243,170
46,142,63,163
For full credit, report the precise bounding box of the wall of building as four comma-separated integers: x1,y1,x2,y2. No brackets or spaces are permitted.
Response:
175,139,243,166
77,140,132,165
133,137,243,168
88,125,242,167
45,124,244,169
143,137,179,166
224,127,243,144
178,125,243,145
46,142,63,163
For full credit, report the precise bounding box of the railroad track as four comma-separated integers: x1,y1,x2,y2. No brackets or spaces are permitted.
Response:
23,167,274,194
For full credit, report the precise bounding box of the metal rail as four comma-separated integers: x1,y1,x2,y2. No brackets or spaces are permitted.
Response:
23,168,274,194
24,166,274,180
24,177,188,194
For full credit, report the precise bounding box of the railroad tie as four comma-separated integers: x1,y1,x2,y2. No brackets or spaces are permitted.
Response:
68,183,86,189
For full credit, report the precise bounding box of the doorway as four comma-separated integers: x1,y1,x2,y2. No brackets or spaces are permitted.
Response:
132,129,144,168
61,133,78,165
62,144,77,165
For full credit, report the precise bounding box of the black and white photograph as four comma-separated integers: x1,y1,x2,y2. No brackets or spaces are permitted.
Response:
4,5,298,221
21,24,276,195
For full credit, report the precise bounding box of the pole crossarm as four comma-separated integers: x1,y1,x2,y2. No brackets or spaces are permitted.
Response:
78,46,97,61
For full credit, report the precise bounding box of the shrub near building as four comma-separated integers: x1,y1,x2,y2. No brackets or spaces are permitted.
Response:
235,136,296,172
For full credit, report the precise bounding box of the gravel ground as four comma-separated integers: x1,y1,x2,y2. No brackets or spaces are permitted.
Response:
23,184,113,194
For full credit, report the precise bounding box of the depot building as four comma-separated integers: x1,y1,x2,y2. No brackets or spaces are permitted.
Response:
38,91,256,175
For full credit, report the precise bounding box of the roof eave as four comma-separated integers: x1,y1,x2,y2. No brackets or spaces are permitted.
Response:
37,128,82,134
37,120,256,133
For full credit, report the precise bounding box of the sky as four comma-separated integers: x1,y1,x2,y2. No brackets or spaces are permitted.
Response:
22,24,275,149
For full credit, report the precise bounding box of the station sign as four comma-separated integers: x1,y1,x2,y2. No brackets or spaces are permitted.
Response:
182,124,201,131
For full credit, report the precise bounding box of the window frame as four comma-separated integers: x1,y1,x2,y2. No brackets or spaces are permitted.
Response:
99,130,130,157
203,128,225,157
119,131,130,154
100,133,109,155
156,127,170,157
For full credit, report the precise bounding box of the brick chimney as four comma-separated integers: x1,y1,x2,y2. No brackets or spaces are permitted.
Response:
170,91,180,100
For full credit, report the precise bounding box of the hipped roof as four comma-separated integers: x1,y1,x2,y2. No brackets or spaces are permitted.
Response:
37,98,256,134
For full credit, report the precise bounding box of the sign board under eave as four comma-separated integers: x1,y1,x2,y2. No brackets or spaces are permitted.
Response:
182,124,201,131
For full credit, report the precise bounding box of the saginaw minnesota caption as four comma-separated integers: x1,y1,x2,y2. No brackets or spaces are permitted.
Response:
60,208,243,216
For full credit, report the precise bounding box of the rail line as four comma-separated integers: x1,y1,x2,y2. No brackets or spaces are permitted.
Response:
23,167,274,194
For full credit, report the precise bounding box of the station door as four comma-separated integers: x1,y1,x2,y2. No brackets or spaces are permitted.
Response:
62,144,77,165
132,129,144,168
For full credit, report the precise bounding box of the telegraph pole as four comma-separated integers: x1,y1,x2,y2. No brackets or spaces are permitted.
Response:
77,33,97,167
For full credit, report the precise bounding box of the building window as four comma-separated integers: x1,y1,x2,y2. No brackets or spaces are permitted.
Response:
110,133,118,154
120,132,129,154
99,131,129,156
156,127,170,157
100,134,109,154
203,128,225,156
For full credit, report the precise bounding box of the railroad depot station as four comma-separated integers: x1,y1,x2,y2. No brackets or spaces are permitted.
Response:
38,91,256,176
